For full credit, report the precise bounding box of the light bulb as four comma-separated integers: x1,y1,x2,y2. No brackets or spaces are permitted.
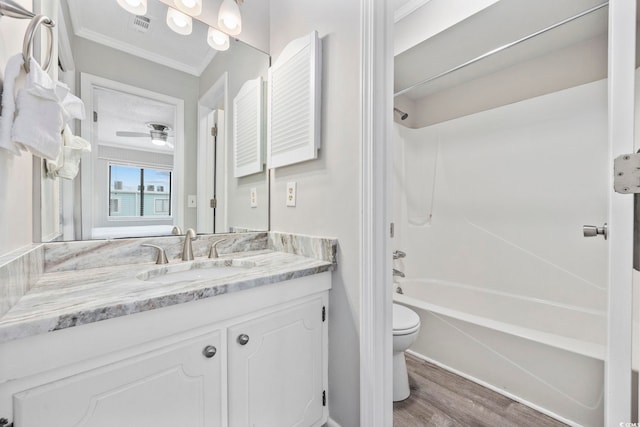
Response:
116,0,147,15
207,27,229,51
166,7,192,35
173,0,201,16
217,0,241,36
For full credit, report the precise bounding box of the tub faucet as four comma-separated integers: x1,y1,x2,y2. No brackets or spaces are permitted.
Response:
393,250,406,260
393,268,405,278
182,228,197,261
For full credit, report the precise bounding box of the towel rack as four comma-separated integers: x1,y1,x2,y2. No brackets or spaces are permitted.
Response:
0,0,55,73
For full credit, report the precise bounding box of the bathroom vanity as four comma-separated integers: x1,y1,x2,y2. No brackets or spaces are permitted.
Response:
0,232,335,427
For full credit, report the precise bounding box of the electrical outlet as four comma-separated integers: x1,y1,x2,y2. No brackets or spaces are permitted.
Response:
286,182,296,207
188,195,197,208
250,188,258,208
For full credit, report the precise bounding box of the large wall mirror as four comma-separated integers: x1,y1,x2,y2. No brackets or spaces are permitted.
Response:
49,0,270,241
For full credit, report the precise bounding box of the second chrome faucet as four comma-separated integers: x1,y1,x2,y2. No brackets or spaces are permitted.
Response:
182,228,197,261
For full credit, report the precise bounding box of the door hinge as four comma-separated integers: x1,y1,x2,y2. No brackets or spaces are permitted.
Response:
93,111,98,122
210,198,217,209
322,306,326,322
322,390,326,407
614,153,640,193
390,222,395,238
211,125,218,137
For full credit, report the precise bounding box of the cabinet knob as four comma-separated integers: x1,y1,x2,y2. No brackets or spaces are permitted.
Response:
237,334,250,345
202,345,217,358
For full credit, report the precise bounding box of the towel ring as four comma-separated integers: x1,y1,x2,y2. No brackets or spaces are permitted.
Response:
22,14,55,74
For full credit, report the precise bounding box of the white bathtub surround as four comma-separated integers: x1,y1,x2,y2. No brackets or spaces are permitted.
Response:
0,245,43,317
0,232,337,343
392,79,609,426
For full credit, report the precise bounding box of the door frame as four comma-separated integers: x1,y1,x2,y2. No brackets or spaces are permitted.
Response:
360,0,638,425
79,73,185,238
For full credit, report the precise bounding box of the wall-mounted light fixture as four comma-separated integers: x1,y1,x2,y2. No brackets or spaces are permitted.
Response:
173,0,201,17
116,0,238,50
166,7,192,35
207,27,230,51
217,0,242,36
116,0,147,15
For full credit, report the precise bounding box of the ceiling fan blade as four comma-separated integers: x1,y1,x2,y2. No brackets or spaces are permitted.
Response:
116,131,149,138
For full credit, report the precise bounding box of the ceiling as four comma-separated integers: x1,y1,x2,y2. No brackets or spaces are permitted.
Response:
93,87,176,154
65,0,224,76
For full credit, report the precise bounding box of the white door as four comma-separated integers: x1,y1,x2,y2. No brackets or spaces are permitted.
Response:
605,0,636,424
227,298,327,427
197,109,226,234
13,330,222,427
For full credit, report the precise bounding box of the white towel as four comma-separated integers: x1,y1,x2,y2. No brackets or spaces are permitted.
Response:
4,56,86,161
45,124,91,180
0,54,24,155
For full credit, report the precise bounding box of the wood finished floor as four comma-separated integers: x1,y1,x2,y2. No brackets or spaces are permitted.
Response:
393,354,568,427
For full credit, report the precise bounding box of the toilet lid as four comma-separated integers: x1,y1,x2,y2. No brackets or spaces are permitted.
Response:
393,303,420,332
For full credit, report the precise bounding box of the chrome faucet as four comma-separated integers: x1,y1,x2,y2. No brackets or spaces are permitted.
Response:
393,268,405,278
208,239,227,258
182,228,197,261
393,250,406,260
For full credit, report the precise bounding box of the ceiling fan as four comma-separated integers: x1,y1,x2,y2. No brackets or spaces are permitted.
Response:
115,123,174,149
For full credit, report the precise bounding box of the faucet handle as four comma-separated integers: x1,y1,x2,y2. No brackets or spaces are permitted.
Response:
209,239,227,259
142,244,169,264
393,250,406,260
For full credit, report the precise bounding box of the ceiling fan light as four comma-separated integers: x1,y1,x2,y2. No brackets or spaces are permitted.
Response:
217,0,241,36
173,0,201,17
116,0,147,15
166,7,193,35
207,27,230,51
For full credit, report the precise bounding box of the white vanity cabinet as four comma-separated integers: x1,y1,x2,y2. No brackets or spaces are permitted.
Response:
0,273,330,427
228,297,327,427
13,330,223,427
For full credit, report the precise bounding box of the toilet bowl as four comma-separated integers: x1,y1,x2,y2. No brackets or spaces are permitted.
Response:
393,303,421,402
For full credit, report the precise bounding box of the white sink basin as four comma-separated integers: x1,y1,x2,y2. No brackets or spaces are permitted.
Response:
137,259,255,284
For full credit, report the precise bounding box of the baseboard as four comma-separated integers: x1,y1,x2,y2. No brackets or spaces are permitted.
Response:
323,417,342,427
405,350,581,427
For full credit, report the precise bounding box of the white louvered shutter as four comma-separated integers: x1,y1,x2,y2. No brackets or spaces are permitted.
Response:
267,31,321,169
233,76,264,178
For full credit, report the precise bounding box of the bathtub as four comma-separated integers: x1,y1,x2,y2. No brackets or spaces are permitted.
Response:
393,279,605,427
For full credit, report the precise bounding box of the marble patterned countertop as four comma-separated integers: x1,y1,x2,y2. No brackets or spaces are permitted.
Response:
0,232,337,343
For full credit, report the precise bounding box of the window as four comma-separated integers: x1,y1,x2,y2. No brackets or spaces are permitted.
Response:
109,164,172,217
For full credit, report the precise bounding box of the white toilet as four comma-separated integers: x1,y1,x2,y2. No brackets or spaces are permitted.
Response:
392,303,421,402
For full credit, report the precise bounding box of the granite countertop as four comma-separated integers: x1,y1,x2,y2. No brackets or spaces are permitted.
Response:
0,234,336,344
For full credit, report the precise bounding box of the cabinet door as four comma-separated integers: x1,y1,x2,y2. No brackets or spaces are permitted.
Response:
228,297,327,427
13,330,222,427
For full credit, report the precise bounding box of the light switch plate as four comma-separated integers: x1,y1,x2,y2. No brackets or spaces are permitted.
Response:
188,195,197,208
286,182,296,207
250,188,258,208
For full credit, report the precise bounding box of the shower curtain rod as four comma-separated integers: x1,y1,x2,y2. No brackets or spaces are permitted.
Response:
394,1,609,98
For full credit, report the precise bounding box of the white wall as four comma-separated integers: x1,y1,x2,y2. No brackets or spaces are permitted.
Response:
269,1,362,425
0,1,34,256
394,0,499,55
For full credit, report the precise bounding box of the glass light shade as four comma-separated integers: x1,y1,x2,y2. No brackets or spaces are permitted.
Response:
151,138,166,146
173,0,201,17
217,0,241,36
116,0,147,15
166,7,193,35
207,27,230,51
